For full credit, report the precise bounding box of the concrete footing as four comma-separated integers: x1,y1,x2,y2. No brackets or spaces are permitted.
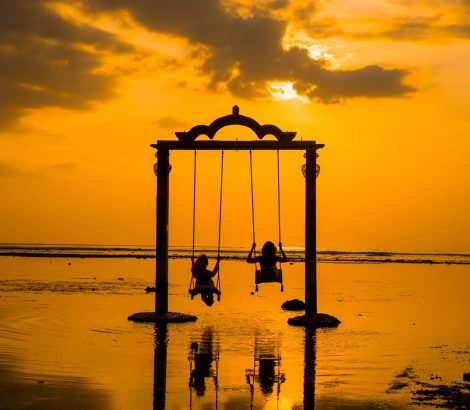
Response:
288,313,340,327
128,312,197,323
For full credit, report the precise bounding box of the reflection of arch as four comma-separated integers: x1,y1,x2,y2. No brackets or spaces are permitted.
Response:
188,328,219,408
175,106,296,142
245,331,285,408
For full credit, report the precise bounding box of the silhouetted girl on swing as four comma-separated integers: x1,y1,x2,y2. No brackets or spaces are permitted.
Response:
191,254,221,307
247,241,287,269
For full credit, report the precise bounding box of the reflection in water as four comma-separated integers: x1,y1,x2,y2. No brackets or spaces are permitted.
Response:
304,327,317,409
150,323,322,409
245,331,286,408
188,328,219,407
153,326,220,409
151,324,409,409
153,324,168,410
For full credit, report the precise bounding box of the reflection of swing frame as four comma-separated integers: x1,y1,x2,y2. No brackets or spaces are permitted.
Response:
245,336,286,408
245,356,285,395
149,105,324,318
188,347,220,408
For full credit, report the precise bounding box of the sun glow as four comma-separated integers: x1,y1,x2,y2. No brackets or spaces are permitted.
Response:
282,30,340,68
268,81,310,102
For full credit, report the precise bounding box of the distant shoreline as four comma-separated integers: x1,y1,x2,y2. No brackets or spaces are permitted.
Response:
1,244,470,264
1,251,469,264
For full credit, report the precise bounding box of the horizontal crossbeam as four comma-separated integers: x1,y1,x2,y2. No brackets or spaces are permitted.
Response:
152,140,324,151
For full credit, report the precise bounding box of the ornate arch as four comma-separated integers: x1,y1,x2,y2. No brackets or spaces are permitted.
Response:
175,106,296,142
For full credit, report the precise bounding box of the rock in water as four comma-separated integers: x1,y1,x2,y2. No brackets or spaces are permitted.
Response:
288,313,341,327
145,286,157,293
281,299,305,311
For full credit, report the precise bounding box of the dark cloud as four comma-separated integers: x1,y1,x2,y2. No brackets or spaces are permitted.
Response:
375,15,470,41
443,23,470,37
268,0,290,9
383,20,434,40
84,0,414,102
293,2,317,22
365,20,470,41
304,65,413,102
0,0,134,130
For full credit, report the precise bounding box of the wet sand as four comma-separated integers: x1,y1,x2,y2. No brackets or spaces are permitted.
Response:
0,257,469,409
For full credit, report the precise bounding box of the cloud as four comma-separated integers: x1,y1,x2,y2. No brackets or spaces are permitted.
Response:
364,20,470,41
364,15,470,41
0,0,417,127
0,161,80,178
46,162,79,172
84,0,414,102
442,23,470,37
381,18,437,40
0,0,135,130
0,161,36,178
154,116,191,129
298,0,470,43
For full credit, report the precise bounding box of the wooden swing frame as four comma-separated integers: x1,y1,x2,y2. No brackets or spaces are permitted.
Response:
149,106,323,318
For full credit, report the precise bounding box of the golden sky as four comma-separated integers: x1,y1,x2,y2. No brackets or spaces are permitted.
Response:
1,0,469,252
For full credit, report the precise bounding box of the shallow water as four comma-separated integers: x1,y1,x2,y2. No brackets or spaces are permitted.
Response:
0,257,469,409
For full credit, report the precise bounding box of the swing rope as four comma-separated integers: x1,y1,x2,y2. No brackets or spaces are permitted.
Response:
216,150,224,291
249,150,256,245
192,150,197,263
189,150,197,291
276,149,282,246
249,150,259,274
277,150,284,291
276,150,282,270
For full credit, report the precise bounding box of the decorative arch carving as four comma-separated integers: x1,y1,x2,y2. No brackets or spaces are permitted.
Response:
175,106,296,142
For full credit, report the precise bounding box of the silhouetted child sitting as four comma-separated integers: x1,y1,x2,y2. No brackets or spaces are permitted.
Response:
190,254,221,307
247,241,287,282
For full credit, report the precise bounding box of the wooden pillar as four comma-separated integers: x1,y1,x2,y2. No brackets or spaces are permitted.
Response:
305,148,317,316
156,149,169,314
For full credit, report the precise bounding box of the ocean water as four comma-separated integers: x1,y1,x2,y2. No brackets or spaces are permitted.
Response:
1,243,470,264
0,246,469,409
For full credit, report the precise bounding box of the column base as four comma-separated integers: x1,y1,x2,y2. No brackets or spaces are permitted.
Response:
128,312,197,323
288,313,340,327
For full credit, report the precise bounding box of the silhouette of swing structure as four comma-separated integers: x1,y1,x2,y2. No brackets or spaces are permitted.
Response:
128,106,339,326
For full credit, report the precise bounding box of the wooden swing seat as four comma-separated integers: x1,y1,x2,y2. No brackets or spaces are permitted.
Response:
189,283,221,300
255,267,283,284
189,286,221,295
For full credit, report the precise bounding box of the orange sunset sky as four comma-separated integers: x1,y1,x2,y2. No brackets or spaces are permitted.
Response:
1,0,469,252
